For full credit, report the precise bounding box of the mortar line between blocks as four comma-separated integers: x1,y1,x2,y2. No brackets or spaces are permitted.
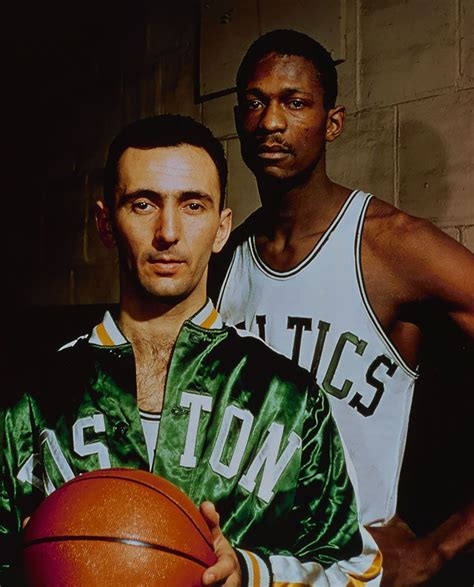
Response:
456,0,462,79
394,105,400,209
355,0,362,110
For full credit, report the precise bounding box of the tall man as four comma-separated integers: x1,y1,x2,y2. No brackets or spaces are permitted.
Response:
0,115,381,586
210,29,474,585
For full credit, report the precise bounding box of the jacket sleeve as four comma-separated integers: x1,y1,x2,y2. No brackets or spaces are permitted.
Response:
235,385,382,586
0,402,40,585
0,474,23,584
0,412,23,583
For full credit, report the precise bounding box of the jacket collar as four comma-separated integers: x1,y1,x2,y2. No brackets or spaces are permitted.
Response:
88,299,223,347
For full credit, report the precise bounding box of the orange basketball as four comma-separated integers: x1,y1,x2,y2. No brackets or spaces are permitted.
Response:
22,468,216,586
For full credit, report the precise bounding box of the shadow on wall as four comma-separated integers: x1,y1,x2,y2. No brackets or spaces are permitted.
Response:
399,315,474,585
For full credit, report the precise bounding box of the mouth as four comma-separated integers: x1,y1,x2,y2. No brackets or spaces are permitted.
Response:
148,257,185,275
256,144,291,161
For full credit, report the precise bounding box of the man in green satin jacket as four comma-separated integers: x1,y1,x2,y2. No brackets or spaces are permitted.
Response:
0,114,382,586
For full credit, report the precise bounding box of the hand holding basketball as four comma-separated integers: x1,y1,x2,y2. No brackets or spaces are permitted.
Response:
200,501,241,587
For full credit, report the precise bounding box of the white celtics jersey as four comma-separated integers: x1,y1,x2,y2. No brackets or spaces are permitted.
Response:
217,190,418,526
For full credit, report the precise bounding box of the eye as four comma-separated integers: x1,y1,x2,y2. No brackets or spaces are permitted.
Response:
131,200,154,213
288,99,305,109
184,201,204,213
246,99,264,111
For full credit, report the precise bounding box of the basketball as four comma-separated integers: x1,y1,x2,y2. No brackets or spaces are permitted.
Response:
22,468,217,586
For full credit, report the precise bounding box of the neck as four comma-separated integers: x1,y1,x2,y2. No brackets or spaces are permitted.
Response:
118,281,207,346
256,162,350,240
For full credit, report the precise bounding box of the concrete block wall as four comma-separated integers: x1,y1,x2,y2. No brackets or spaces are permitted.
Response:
22,0,473,306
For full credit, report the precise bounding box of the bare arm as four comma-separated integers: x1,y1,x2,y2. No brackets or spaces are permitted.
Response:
359,200,474,370
403,218,474,334
368,505,474,586
367,208,474,335
363,206,474,584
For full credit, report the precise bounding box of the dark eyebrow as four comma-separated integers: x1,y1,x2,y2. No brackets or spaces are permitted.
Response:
180,190,212,199
280,88,313,99
242,87,313,99
179,191,215,206
240,88,267,100
116,190,158,207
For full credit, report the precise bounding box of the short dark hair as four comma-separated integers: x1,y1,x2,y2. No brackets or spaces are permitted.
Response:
104,114,227,210
236,29,338,111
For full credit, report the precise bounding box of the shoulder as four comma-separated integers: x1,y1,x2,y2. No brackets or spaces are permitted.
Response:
363,198,434,267
224,325,332,418
32,339,92,414
363,197,474,303
365,197,436,241
220,324,314,391
365,198,472,274
0,390,33,420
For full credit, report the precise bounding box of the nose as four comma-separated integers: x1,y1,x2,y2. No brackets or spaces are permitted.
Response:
154,203,179,247
258,100,287,134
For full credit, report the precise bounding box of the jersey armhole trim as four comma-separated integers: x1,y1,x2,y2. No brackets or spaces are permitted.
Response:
354,196,418,379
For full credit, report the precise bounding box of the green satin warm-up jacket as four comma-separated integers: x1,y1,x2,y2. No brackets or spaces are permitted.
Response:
0,304,382,586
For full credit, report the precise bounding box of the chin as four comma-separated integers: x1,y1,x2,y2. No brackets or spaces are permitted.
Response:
247,160,286,178
144,284,191,303
131,274,187,303
261,164,318,188
264,166,293,178
256,166,299,184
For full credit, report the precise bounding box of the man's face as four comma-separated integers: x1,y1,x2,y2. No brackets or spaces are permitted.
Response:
100,145,230,304
236,52,332,182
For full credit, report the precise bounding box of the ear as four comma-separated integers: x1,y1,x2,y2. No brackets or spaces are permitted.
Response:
325,105,346,142
212,207,232,254
95,200,116,249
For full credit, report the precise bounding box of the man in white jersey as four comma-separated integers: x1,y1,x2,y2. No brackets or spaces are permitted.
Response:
210,29,474,585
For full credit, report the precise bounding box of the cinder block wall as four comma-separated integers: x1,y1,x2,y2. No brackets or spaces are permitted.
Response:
20,0,474,306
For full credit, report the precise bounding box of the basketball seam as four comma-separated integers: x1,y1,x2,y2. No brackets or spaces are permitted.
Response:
23,535,210,568
59,473,213,549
